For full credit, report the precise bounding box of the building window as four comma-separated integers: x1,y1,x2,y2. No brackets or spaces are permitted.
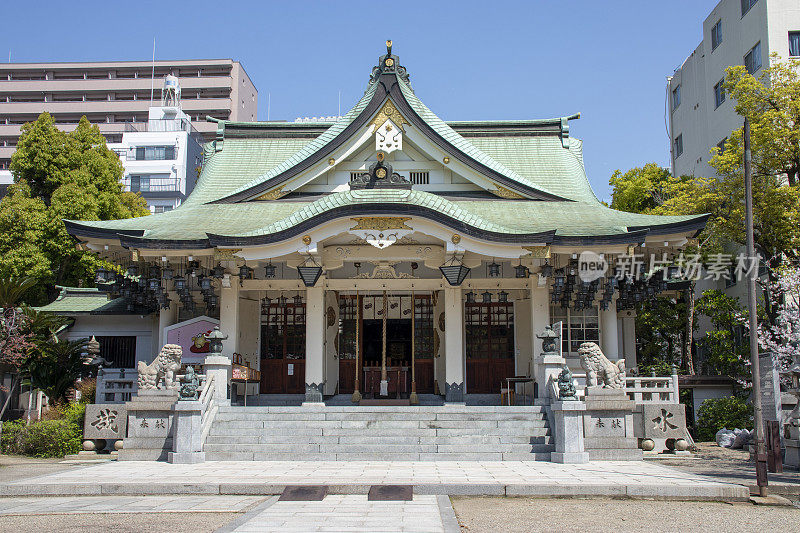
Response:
714,79,726,108
790,32,800,57
674,134,683,158
745,42,762,74
153,205,173,214
550,306,600,354
711,19,723,50
672,85,681,110
261,301,306,360
741,0,758,17
716,137,727,156
95,336,136,368
133,145,176,161
129,175,149,192
409,171,430,185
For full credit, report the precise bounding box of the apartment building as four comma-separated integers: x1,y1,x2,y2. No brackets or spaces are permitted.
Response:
667,0,800,178
0,58,257,175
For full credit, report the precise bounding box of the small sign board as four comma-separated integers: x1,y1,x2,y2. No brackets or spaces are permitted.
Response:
759,352,782,422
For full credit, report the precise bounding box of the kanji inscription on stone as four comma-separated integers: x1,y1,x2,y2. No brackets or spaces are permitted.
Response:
83,404,127,440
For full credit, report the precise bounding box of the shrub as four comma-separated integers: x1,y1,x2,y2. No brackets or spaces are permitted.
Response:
1,401,85,458
696,396,753,442
76,378,96,404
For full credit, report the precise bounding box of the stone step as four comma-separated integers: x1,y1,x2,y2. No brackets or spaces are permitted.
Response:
216,406,547,414
212,412,548,423
203,451,553,462
211,419,548,431
205,434,554,446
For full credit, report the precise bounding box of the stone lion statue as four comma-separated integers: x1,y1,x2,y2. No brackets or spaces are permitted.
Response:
138,344,183,390
578,342,626,389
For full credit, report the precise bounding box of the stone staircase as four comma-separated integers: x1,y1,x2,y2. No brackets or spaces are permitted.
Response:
205,405,553,461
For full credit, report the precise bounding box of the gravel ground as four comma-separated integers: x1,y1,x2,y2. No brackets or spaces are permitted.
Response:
0,512,239,532
451,497,800,533
652,442,800,496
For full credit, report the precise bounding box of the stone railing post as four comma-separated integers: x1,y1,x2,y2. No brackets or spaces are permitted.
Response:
168,400,204,464
550,401,589,463
203,355,231,406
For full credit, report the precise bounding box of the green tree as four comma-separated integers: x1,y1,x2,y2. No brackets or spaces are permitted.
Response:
695,290,749,378
0,113,149,304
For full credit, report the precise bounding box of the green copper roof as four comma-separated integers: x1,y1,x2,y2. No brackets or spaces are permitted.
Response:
35,287,134,315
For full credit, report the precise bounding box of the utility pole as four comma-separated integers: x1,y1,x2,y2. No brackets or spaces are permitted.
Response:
744,116,769,497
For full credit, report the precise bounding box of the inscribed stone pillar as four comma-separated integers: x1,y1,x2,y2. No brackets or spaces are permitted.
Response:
219,281,240,359
444,286,464,402
621,312,637,370
304,286,325,403
599,303,619,360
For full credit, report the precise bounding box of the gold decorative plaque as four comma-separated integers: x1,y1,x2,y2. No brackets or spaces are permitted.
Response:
214,248,242,261
255,186,288,201
370,100,409,132
522,245,551,259
491,184,525,199
350,217,412,231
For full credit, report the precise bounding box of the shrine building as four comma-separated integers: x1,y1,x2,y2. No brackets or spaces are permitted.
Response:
67,42,706,410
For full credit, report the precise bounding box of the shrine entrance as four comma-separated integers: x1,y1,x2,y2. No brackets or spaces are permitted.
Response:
259,298,306,394
337,292,435,397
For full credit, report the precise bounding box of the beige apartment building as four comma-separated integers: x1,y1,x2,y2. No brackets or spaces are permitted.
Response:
0,59,257,171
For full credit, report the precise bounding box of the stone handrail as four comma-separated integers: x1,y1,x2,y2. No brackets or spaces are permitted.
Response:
547,375,559,400
199,374,218,446
624,375,679,404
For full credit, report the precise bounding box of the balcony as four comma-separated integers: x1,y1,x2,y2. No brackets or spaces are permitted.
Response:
123,175,182,195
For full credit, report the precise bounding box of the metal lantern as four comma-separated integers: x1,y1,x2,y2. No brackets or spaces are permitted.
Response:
127,264,139,277
162,266,174,280
514,264,529,278
147,277,161,291
297,256,323,287
498,290,509,303
293,294,303,305
206,326,227,354
487,261,501,277
540,264,553,278
199,276,212,291
482,291,493,303
94,267,109,284
206,294,219,308
278,295,288,307
238,264,253,280
158,292,171,309
212,264,226,279
465,291,476,304
173,275,187,291
264,262,277,279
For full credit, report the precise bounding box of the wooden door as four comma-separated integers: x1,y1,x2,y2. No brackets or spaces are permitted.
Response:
465,301,515,394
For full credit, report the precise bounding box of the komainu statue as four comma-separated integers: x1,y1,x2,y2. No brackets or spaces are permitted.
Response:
138,344,183,390
578,342,626,389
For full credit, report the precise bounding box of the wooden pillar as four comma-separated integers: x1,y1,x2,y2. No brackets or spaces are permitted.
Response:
379,290,388,396
219,281,240,359
304,286,325,403
410,290,419,404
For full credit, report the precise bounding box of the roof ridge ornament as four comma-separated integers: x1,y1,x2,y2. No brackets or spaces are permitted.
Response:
350,156,412,190
369,40,412,90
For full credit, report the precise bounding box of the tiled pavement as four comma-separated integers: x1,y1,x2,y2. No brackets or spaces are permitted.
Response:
218,495,459,533
0,495,264,515
0,460,749,500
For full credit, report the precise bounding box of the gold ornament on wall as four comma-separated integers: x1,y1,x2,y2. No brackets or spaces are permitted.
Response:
328,157,335,166
522,245,551,259
214,248,242,261
350,217,412,231
302,235,312,245
491,184,525,199
256,186,288,201
370,100,409,132
443,156,450,164
451,234,461,245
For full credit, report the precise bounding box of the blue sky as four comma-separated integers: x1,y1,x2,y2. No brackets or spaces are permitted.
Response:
2,0,718,200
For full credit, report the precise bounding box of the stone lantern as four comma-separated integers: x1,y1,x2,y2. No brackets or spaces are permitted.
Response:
537,325,559,355
206,326,227,355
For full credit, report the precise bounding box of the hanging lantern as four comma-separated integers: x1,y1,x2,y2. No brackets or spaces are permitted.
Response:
498,290,509,303
487,261,501,277
297,256,323,287
158,292,171,309
293,294,303,305
94,267,108,284
206,294,219,308
439,255,470,286
238,264,253,280
264,262,277,279
514,264,529,278
212,264,226,279
540,264,553,278
199,276,212,291
147,277,161,291
482,291,493,303
465,291,476,304
127,264,139,277
278,295,288,307
137,276,147,288
173,275,187,291
162,265,174,280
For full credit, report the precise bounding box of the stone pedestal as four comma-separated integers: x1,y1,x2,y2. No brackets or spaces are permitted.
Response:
583,387,642,461
634,403,689,454
535,353,567,400
550,401,589,464
168,400,205,464
120,389,178,461
204,355,231,406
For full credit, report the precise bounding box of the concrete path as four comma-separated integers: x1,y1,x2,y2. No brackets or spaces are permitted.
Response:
218,495,459,533
0,460,748,500
0,495,264,515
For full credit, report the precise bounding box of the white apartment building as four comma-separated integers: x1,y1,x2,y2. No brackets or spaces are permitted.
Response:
667,0,800,178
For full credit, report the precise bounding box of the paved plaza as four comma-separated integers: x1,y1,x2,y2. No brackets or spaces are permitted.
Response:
0,459,748,500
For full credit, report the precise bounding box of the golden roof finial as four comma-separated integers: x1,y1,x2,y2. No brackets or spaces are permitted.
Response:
386,40,392,56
